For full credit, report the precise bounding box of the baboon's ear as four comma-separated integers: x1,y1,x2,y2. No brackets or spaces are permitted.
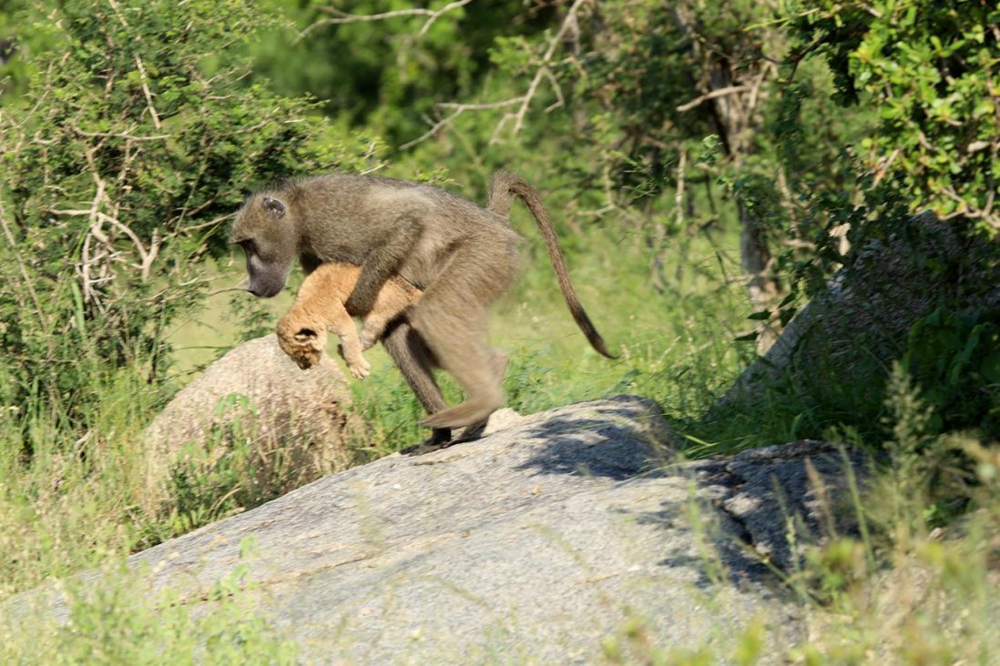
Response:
262,196,286,218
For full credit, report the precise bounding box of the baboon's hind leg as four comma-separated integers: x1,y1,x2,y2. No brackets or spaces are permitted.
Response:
382,321,452,444
414,245,516,430
418,337,503,429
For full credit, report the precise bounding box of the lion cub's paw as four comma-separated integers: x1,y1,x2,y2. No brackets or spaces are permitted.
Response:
347,355,371,380
337,343,372,380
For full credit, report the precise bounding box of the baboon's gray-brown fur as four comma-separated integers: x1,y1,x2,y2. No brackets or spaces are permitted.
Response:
233,171,613,440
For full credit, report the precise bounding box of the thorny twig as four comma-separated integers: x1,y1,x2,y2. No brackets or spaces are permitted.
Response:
296,0,474,43
400,0,588,149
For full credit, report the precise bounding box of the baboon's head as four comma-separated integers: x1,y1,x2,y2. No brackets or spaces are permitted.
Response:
232,193,298,298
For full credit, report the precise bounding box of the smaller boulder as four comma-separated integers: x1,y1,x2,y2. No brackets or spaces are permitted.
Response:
716,212,1000,416
695,440,871,572
142,335,357,510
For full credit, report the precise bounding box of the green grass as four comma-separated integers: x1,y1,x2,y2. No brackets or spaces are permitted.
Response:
2,542,297,665
2,217,997,663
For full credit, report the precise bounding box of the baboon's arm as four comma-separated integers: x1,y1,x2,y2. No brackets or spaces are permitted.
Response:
345,216,423,315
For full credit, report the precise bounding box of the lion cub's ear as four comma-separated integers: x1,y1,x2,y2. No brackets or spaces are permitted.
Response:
294,328,318,342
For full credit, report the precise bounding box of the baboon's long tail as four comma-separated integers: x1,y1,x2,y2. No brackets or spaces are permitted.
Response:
488,171,617,359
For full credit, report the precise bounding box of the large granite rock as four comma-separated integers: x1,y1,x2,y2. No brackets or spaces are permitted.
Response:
13,395,878,663
717,212,1000,415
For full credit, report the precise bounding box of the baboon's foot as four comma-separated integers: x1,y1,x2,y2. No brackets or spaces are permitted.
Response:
453,420,489,443
400,427,455,455
419,392,503,429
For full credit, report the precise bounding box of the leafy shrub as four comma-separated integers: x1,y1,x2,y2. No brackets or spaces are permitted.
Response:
0,0,372,442
795,0,1000,232
903,307,1000,438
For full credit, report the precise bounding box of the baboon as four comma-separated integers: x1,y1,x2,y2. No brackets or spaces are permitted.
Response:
276,262,421,378
233,171,614,443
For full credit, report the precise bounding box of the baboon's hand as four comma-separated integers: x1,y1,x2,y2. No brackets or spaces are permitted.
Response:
359,326,379,351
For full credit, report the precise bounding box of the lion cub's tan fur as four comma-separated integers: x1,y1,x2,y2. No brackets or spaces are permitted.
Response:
277,263,421,378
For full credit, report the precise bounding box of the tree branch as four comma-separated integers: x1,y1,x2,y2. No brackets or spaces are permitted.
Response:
396,0,587,149
500,0,585,141
0,198,52,342
297,0,474,43
676,85,751,113
398,97,527,150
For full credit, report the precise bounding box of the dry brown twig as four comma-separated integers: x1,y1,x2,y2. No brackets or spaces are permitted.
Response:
315,0,589,149
410,0,587,148
296,0,474,43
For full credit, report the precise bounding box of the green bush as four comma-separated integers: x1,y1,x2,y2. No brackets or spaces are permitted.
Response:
0,0,373,441
796,0,1000,232
904,307,1000,438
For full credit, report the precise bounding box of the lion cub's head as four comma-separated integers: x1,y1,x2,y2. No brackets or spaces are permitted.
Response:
276,312,327,370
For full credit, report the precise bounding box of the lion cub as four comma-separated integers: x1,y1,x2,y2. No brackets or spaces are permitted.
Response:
277,263,422,378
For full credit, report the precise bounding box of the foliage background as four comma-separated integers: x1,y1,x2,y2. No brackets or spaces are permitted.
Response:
0,0,997,661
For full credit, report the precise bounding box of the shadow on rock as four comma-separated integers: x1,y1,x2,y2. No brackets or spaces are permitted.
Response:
515,396,673,480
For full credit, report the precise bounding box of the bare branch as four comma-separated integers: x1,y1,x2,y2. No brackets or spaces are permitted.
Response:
674,147,686,228
382,0,588,149
676,85,752,112
207,279,249,297
541,67,566,113
399,97,527,150
55,208,153,277
436,98,526,111
500,0,587,141
399,107,466,151
105,0,163,129
70,125,170,142
297,0,474,43
133,55,163,130
176,213,236,235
